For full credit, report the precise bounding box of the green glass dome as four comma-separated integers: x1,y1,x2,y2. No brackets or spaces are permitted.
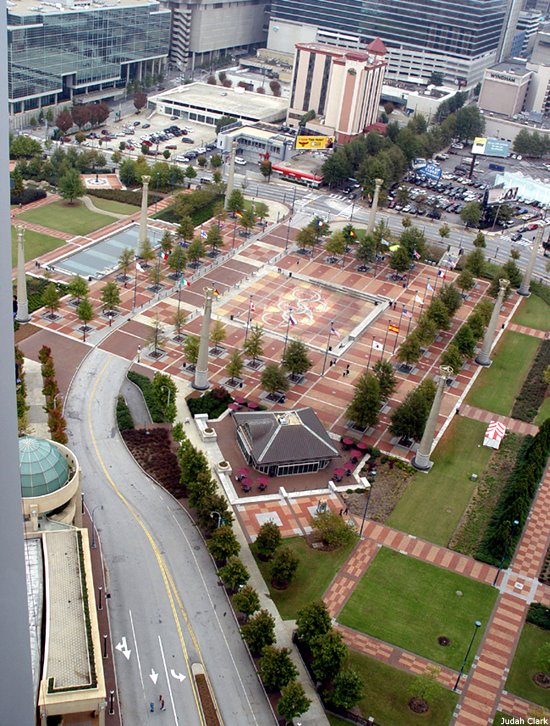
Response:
19,437,69,498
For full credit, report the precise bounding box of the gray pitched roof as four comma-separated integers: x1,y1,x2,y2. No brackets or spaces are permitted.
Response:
233,407,339,465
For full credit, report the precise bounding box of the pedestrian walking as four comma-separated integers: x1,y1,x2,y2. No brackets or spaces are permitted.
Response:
136,345,141,362
159,695,163,703
149,703,155,713
346,363,350,371
343,506,349,515
160,699,166,711
185,416,190,424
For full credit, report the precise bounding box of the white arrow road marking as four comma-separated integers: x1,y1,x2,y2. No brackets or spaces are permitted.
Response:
170,669,186,683
129,609,144,692
158,635,180,724
115,636,131,660
149,669,159,685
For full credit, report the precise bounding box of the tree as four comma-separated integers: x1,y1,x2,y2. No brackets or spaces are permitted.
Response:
269,80,282,96
206,225,224,255
390,247,410,274
147,317,165,357
58,168,84,204
355,235,376,265
138,238,155,267
187,238,205,266
168,247,187,277
185,165,197,181
118,247,134,282
454,325,477,358
56,110,73,134
310,629,348,682
243,325,264,366
134,91,147,111
254,201,269,224
473,232,486,248
502,259,522,288
544,365,550,387
226,350,244,385
282,339,312,380
100,281,120,314
197,154,207,168
261,363,290,398
148,263,164,292
295,225,317,253
429,70,444,86
460,201,482,228
457,269,474,294
210,320,226,352
389,379,437,441
426,297,451,330
408,665,443,710
227,188,245,214
415,315,438,347
11,167,25,197
438,283,462,316
71,104,91,129
160,231,174,256
270,547,299,588
438,223,450,241
210,153,223,169
183,335,200,366
327,669,364,710
219,556,250,592
42,283,61,319
151,371,175,420
67,275,89,305
207,525,240,563
296,601,331,645
239,207,256,236
325,231,347,259
369,362,396,404
402,215,412,229
311,510,356,548
172,309,187,341
241,609,276,655
76,299,94,341
255,521,281,560
259,159,272,181
233,585,260,620
455,105,485,141
440,344,463,374
397,336,422,366
464,248,486,277
260,646,298,691
347,372,381,430
277,681,311,725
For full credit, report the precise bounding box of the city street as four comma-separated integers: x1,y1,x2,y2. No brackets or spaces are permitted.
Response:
66,348,274,725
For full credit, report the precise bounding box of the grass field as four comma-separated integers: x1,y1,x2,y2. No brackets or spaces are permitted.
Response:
387,418,493,546
11,226,65,266
87,196,139,215
513,294,550,332
536,396,550,426
339,548,498,671
467,331,540,415
506,623,550,708
18,200,112,235
253,536,355,620
346,651,458,726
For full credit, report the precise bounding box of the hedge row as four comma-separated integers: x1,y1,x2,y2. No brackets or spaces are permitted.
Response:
24,278,68,315
10,188,47,206
116,395,134,431
38,345,68,444
126,371,168,423
155,197,222,227
511,340,550,422
527,603,550,630
187,387,233,419
87,188,161,207
476,418,550,566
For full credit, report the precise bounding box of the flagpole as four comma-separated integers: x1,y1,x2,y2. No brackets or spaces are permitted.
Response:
392,322,401,355
367,337,375,370
321,321,334,376
133,261,138,309
283,306,292,357
382,325,391,360
244,295,253,343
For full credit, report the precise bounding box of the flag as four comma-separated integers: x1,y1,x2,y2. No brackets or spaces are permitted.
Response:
235,211,243,218
372,339,383,351
426,282,434,292
159,250,168,260
388,323,399,334
180,277,191,287
213,288,220,297
288,311,297,326
413,249,421,259
415,294,423,305
437,269,446,278
381,238,390,247
250,302,256,312
135,261,144,273
330,323,339,336
200,229,208,239
402,309,412,318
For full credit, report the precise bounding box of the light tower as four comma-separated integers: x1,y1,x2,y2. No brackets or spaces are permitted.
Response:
193,288,215,390
15,225,30,323
367,178,384,234
476,279,509,367
412,366,453,471
138,175,151,245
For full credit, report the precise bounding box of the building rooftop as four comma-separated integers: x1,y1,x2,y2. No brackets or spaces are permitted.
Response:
19,437,69,498
150,83,288,121
8,0,161,17
295,42,386,65
487,61,531,77
233,407,339,465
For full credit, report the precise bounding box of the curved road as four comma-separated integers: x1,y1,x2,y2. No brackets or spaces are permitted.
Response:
66,347,274,725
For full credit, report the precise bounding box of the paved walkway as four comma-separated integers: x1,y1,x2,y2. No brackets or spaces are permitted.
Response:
82,194,127,219
508,322,548,339
460,404,539,436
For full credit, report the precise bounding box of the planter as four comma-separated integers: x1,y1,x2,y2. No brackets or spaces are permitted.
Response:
217,460,232,474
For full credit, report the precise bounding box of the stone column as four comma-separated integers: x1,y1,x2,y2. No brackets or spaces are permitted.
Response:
518,226,543,296
139,175,151,246
193,288,214,390
367,178,384,235
15,226,30,322
224,140,237,211
413,366,453,471
476,278,509,367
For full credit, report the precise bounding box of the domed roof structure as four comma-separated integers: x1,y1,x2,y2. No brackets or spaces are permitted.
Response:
19,437,69,498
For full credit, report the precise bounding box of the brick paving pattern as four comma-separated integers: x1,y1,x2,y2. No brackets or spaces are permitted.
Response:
508,322,548,339
460,404,539,436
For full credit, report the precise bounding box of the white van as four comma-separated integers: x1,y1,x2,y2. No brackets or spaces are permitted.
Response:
235,156,247,165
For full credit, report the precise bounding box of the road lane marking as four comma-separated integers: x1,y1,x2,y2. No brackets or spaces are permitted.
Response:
159,635,179,724
87,359,205,726
129,609,145,692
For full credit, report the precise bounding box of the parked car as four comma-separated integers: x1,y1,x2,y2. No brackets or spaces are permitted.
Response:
235,156,247,165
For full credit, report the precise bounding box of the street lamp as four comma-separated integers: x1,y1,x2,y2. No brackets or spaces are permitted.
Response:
210,511,222,528
91,505,103,548
492,519,520,587
358,482,372,539
160,384,172,411
453,620,482,691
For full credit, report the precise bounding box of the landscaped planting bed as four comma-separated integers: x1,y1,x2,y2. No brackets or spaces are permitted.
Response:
122,428,182,497
511,340,550,422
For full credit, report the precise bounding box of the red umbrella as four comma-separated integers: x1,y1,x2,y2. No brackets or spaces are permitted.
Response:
350,449,362,459
356,441,368,451
257,476,269,485
342,437,354,446
234,396,247,405
241,476,252,486
238,467,249,476
247,401,259,410
333,468,345,476
344,461,355,470
228,403,240,411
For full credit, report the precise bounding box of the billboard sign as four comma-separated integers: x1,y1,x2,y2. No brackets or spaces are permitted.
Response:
416,162,442,180
485,185,518,205
471,137,510,158
295,135,335,150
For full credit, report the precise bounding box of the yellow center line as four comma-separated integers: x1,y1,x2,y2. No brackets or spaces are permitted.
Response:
87,358,206,725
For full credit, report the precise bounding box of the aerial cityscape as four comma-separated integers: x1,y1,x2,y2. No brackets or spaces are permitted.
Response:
1,0,550,725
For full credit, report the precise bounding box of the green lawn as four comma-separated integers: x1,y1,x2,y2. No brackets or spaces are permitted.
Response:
347,650,458,726
86,196,139,215
492,713,510,726
253,536,355,620
11,226,65,267
339,548,498,671
536,396,550,427
18,199,112,235
327,715,352,726
506,623,550,708
513,294,550,332
387,418,493,546
467,331,540,415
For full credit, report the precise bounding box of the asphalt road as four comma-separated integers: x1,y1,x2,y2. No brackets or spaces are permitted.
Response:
66,348,274,726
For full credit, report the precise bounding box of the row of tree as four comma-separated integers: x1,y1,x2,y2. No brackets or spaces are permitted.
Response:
55,101,111,134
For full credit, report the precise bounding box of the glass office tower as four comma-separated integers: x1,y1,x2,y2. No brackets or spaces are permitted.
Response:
8,0,171,114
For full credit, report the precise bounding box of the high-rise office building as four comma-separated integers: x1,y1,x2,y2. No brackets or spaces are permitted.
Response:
268,0,514,86
8,0,171,116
